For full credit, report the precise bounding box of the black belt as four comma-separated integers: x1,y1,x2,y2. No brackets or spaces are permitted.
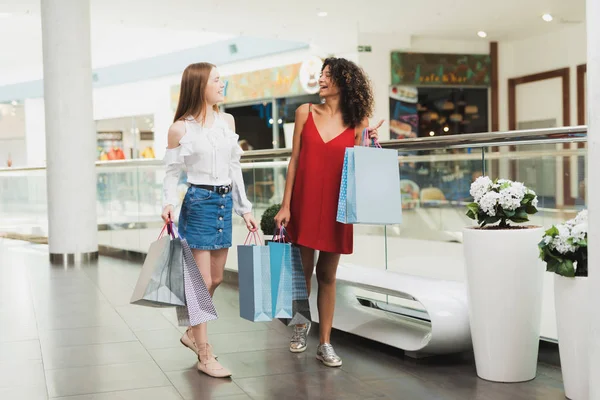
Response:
190,184,232,195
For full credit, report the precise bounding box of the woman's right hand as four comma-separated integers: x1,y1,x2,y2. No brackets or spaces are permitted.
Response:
274,207,291,230
161,205,175,224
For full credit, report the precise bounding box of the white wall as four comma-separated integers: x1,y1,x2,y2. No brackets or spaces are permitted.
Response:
498,23,587,131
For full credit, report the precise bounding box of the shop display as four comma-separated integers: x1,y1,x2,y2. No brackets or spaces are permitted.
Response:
389,85,418,139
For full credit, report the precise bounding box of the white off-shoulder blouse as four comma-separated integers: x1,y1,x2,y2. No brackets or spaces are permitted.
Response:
162,112,252,216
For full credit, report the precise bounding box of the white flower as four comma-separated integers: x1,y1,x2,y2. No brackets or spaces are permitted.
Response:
551,224,577,254
571,222,587,242
479,191,501,217
470,176,493,202
574,210,588,225
543,235,552,245
498,185,525,211
532,197,539,208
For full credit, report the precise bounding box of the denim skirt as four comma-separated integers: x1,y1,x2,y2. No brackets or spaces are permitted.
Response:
178,186,233,250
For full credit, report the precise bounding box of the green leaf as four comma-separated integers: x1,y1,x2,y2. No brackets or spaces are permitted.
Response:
503,209,516,218
485,215,501,225
556,260,576,277
515,208,528,219
545,258,559,273
526,205,538,214
466,202,479,212
545,226,559,237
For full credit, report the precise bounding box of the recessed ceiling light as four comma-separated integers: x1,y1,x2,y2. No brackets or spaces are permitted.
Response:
542,14,553,22
477,31,487,38
429,131,435,137
317,11,328,17
443,126,450,133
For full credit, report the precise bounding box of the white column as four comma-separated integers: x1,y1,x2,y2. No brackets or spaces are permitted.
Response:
588,0,600,398
41,0,98,260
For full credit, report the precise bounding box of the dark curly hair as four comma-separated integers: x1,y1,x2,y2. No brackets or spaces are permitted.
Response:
322,57,374,128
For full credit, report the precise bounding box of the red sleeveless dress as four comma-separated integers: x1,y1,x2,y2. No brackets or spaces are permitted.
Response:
286,109,354,254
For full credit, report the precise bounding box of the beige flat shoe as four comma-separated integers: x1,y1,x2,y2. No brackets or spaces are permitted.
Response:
180,328,198,354
197,343,231,378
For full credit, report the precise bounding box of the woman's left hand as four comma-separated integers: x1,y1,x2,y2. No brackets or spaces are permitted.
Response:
367,120,385,141
242,213,259,232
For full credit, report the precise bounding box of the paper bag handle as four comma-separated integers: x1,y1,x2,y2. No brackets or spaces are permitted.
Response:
362,128,382,148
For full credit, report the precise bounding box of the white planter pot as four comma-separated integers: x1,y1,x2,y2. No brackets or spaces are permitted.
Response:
555,275,589,400
463,226,544,382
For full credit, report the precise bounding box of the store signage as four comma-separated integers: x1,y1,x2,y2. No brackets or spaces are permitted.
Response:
140,131,154,141
391,52,491,86
171,58,324,109
97,131,123,140
298,56,323,95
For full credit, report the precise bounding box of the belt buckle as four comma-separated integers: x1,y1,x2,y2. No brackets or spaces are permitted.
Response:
219,185,230,195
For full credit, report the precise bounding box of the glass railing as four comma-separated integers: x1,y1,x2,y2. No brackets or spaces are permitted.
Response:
0,126,586,341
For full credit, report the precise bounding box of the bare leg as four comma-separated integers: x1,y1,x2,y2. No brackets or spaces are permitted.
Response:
315,251,341,345
188,248,231,378
298,245,316,296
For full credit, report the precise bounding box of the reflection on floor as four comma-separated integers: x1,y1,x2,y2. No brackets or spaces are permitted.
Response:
0,239,565,400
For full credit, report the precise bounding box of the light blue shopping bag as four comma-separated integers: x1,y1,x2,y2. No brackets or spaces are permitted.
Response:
268,229,293,319
337,130,403,225
237,232,273,322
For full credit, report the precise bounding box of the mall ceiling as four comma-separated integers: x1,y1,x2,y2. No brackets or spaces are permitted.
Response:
0,0,586,85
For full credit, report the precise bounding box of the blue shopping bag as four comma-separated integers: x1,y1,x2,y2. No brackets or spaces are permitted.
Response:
337,129,403,225
278,244,312,326
237,232,273,322
268,228,293,319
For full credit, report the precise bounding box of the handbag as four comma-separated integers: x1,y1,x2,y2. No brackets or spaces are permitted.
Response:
337,129,403,225
130,223,185,308
237,231,273,322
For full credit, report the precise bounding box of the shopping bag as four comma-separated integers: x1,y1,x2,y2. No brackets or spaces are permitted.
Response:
130,223,185,307
175,226,218,326
237,231,273,322
268,228,293,319
278,244,312,326
337,129,403,225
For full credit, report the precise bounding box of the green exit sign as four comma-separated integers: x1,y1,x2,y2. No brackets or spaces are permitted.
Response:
358,45,372,53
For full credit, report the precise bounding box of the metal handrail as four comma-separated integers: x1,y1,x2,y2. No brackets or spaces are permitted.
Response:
0,126,588,172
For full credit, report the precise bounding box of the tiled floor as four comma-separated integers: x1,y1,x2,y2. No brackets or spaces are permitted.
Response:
0,239,566,399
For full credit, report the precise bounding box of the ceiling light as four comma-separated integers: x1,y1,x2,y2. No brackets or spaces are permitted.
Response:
443,126,450,133
542,14,553,22
277,119,283,124
11,100,17,106
429,131,435,137
477,31,487,38
317,11,328,17
269,118,274,124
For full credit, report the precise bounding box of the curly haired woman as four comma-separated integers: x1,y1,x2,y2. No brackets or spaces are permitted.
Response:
274,57,382,367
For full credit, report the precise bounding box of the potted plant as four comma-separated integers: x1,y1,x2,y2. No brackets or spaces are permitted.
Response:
260,203,281,243
539,210,588,400
463,177,543,383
